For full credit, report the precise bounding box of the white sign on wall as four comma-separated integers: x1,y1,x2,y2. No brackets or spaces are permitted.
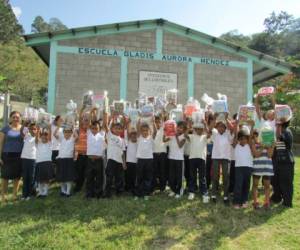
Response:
139,71,177,97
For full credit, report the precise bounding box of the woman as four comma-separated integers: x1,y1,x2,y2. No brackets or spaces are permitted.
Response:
0,111,24,202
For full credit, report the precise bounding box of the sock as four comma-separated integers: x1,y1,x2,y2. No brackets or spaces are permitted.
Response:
61,183,67,194
37,183,42,195
43,183,48,196
66,182,72,195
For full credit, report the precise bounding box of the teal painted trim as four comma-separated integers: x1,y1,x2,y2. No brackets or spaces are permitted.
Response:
25,25,157,46
120,56,128,100
247,59,253,102
56,45,246,68
47,41,57,113
163,26,291,74
156,28,163,55
188,62,194,98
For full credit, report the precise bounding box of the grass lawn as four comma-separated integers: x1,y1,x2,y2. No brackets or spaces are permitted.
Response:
0,158,299,250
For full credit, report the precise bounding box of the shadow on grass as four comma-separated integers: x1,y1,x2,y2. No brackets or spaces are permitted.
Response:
0,187,287,249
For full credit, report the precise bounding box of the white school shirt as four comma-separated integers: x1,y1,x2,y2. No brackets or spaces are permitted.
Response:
189,134,208,160
184,139,191,156
86,130,106,157
136,136,154,159
126,141,137,163
168,134,185,160
51,124,63,151
107,131,126,163
36,142,52,163
211,128,233,160
234,144,253,167
21,133,37,160
154,127,167,153
57,136,75,159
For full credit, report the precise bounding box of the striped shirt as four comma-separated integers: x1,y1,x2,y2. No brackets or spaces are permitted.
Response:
253,147,273,176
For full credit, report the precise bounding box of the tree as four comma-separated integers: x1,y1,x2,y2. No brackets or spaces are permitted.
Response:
31,16,67,33
264,11,294,34
0,0,23,43
219,30,251,47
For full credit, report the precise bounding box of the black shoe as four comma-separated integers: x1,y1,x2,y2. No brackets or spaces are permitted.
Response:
60,192,66,197
223,198,230,206
211,197,217,203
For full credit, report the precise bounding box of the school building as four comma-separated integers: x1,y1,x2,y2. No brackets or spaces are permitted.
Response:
24,19,296,114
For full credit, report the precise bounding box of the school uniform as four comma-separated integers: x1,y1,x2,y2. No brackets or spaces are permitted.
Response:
86,130,106,198
105,131,126,197
168,134,185,195
153,127,167,191
21,133,36,198
135,136,154,197
125,140,137,194
233,144,253,205
271,128,294,207
35,142,53,196
56,137,76,183
51,124,62,164
188,134,208,196
211,128,233,199
184,139,191,191
206,139,213,189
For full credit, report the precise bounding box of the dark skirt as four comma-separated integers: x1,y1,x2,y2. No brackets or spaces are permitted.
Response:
56,158,76,182
35,161,54,182
1,152,22,180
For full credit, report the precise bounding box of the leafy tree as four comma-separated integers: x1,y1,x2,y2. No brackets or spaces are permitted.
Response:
31,16,67,33
264,11,294,34
219,29,251,47
0,0,23,43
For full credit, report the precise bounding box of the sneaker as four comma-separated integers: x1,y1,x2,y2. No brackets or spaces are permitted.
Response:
134,196,139,201
21,197,26,201
175,194,181,199
188,193,195,200
203,195,210,204
168,191,175,197
144,196,149,201
25,197,31,201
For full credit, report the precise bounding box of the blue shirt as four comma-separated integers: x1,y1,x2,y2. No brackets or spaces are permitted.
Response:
1,126,23,153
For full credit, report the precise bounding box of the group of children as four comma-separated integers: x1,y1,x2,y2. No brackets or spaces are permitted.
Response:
5,93,294,210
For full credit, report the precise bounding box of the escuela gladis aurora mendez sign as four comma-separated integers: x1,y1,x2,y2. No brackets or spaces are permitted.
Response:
78,47,230,66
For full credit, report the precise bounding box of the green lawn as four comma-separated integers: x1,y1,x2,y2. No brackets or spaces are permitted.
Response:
0,159,299,250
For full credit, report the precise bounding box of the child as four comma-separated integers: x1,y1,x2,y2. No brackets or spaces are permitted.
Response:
184,118,193,192
271,120,295,207
35,128,53,197
104,122,126,197
86,121,106,199
205,112,214,189
125,129,138,195
164,121,187,199
135,122,154,200
51,116,63,166
55,126,77,197
20,122,37,200
233,128,253,209
187,123,210,202
211,119,234,204
152,115,167,192
251,129,274,209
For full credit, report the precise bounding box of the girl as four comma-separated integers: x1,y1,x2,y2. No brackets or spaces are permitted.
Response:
51,116,63,167
86,121,106,199
55,126,77,197
187,123,210,202
164,121,187,199
125,129,138,195
271,120,295,208
251,129,274,209
104,121,126,198
152,115,167,192
135,121,155,200
35,127,53,197
233,127,253,209
20,122,38,200
211,118,234,204
184,118,192,193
